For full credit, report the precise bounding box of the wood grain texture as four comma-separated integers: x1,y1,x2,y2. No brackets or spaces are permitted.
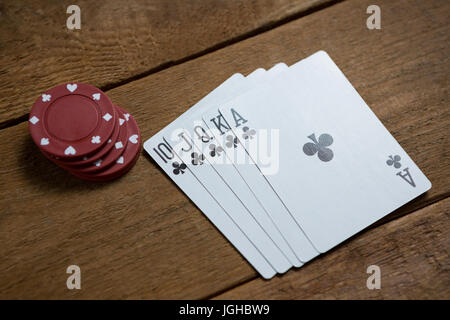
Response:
0,0,449,299
0,0,332,126
215,198,450,299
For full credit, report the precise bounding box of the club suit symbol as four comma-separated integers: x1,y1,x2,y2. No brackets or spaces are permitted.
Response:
225,135,238,148
191,152,205,165
242,126,256,140
209,144,224,157
386,155,401,168
303,133,334,162
172,162,187,175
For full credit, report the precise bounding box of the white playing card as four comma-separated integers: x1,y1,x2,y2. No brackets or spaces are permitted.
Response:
203,62,320,263
200,62,319,265
144,73,278,278
186,64,304,268
247,67,265,80
218,51,431,253
203,105,320,263
170,68,293,274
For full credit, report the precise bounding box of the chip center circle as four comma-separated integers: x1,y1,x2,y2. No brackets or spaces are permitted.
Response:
45,95,99,141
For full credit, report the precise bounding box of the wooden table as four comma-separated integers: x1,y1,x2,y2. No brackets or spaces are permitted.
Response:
0,0,448,299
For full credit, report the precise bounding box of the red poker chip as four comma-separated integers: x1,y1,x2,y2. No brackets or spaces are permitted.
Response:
68,106,129,173
68,106,141,181
70,145,140,182
47,109,121,166
29,83,116,159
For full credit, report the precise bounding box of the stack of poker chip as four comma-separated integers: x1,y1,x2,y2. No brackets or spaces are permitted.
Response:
28,83,141,182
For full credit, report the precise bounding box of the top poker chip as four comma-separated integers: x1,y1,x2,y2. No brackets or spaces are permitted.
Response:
29,83,116,158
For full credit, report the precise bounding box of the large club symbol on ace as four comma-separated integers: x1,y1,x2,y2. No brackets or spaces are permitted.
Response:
303,133,334,162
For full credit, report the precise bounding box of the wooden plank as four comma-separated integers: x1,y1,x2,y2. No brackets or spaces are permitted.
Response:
215,198,450,299
0,0,333,126
0,0,448,299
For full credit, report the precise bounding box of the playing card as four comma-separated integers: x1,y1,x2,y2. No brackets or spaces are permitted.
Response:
145,73,278,278
203,106,319,263
170,67,294,273
246,67,265,80
217,51,431,253
185,64,304,268
201,63,320,264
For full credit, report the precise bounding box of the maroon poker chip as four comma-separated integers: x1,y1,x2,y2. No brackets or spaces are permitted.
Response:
29,83,116,159
29,83,140,182
68,106,129,174
68,106,141,181
47,108,121,166
70,144,140,182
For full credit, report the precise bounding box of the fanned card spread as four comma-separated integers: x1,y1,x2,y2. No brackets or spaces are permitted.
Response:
144,51,431,279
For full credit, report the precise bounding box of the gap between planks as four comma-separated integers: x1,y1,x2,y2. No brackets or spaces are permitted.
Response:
0,0,345,130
